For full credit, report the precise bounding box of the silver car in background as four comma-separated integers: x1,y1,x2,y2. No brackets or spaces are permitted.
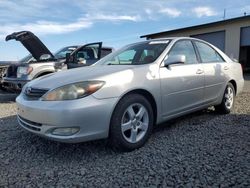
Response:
16,37,244,151
3,31,113,91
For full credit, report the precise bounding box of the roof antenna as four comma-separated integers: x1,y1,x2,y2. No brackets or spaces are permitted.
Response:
223,9,226,20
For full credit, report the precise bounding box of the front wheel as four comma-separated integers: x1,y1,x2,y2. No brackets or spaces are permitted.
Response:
215,83,235,114
109,94,154,151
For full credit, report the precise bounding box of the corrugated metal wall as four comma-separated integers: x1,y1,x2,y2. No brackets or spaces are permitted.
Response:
191,31,225,51
241,26,250,46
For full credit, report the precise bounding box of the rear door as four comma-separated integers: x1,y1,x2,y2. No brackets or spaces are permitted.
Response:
160,40,205,118
194,41,228,103
67,42,102,69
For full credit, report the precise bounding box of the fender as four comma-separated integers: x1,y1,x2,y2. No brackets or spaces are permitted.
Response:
31,64,56,79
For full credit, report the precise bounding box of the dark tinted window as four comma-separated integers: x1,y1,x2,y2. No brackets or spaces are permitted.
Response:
101,48,112,58
195,41,224,63
168,40,198,64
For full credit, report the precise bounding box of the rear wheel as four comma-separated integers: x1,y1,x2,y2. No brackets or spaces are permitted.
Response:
109,94,154,151
215,83,235,114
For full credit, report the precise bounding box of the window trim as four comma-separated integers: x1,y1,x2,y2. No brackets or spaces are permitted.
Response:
192,39,226,63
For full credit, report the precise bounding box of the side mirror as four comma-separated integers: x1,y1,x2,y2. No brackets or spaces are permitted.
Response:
65,53,71,64
164,55,186,67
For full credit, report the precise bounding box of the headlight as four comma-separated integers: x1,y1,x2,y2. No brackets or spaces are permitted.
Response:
41,81,105,101
17,66,33,77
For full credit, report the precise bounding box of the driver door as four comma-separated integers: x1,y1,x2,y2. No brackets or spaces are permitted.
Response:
67,42,102,69
160,40,205,118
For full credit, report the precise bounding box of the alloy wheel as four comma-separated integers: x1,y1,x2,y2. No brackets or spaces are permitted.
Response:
121,103,149,143
224,86,234,109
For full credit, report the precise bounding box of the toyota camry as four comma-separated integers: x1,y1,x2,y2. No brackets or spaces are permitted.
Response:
16,37,244,151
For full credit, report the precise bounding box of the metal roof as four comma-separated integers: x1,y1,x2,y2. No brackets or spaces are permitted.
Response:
141,15,250,38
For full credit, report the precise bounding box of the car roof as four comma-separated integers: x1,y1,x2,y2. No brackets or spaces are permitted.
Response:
65,45,113,50
147,37,200,42
129,37,210,46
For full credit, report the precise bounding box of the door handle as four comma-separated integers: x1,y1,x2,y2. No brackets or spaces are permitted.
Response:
224,66,229,70
196,69,204,74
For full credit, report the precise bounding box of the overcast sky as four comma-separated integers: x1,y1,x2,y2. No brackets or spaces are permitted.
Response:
0,0,250,60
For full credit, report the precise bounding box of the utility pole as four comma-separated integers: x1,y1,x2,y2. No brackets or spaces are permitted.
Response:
223,9,226,20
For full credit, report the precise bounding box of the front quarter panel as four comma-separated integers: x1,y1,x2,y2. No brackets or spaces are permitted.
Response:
29,62,56,79
92,64,162,123
93,64,160,99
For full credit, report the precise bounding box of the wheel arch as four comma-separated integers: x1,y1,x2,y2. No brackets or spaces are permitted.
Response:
113,89,158,125
34,71,54,78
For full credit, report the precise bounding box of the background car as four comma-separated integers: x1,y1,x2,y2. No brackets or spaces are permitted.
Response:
16,37,244,151
0,61,16,90
3,31,113,91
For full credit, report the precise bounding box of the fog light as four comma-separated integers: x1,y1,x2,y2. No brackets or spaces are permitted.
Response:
52,127,79,136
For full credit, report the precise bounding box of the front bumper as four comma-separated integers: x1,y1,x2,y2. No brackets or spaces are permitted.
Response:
2,78,30,90
16,94,118,143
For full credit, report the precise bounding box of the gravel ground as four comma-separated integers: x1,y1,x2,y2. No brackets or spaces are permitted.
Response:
244,74,250,92
0,90,249,187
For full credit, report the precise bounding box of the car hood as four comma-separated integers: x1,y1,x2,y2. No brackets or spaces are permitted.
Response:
27,65,135,89
6,31,54,61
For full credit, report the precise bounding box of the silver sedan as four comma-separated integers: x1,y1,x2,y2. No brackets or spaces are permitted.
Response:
16,37,244,151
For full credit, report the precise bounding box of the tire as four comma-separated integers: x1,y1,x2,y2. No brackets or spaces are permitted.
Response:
215,82,235,114
109,94,154,151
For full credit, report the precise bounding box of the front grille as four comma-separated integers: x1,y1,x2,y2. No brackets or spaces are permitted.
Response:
0,66,8,80
24,87,49,100
18,115,42,132
6,65,18,78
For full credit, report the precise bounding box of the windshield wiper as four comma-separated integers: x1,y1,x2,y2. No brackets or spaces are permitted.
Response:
107,63,118,65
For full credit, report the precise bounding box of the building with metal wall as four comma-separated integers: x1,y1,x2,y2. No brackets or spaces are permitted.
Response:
141,15,250,72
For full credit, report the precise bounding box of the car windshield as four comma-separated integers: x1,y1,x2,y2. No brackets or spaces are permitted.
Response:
95,40,170,66
18,46,78,63
54,46,78,59
19,54,36,63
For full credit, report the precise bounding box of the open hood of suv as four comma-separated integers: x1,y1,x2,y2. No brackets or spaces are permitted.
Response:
6,31,54,61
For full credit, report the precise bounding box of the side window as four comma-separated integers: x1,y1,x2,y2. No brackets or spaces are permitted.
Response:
71,45,99,65
195,41,225,63
168,40,198,64
77,48,97,60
